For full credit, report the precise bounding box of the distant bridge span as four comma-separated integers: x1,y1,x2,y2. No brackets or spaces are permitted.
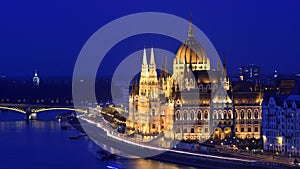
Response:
0,104,88,120
0,106,26,114
32,107,87,113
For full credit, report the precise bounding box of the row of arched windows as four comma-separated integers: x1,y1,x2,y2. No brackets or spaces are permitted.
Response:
175,109,260,120
176,110,209,120
236,109,260,119
198,84,218,92
212,110,233,119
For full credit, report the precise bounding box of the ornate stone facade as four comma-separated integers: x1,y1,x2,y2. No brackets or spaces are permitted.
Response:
126,17,263,142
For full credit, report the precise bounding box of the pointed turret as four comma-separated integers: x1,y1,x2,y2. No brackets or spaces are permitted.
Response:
141,46,148,78
149,47,157,78
149,47,156,67
142,47,148,67
147,46,158,98
139,46,149,96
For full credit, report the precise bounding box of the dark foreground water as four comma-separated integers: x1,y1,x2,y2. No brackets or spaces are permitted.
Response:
0,111,194,169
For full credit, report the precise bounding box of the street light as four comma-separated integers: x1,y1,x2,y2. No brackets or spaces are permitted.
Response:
292,146,295,157
269,144,273,153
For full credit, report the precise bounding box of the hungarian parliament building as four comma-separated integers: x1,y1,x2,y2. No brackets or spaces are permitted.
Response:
126,18,263,142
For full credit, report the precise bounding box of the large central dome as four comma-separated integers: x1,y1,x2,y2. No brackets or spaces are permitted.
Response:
175,17,209,66
176,38,207,64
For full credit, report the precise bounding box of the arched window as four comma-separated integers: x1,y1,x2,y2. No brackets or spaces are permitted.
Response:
254,110,259,119
191,111,194,120
247,110,252,119
197,111,202,120
199,84,203,92
213,84,218,91
197,127,202,133
176,111,180,120
241,110,245,119
228,110,232,119
223,110,227,119
204,111,208,120
152,108,155,116
206,85,210,91
218,110,223,119
184,111,187,120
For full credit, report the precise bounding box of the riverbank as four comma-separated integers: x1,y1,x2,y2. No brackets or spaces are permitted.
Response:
149,151,293,169
69,116,297,169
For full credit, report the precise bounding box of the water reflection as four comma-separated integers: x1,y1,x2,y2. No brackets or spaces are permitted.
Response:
0,113,191,169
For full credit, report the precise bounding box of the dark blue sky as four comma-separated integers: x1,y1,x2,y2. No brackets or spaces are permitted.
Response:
0,0,300,78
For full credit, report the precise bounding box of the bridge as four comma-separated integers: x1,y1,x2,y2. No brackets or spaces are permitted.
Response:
0,103,87,120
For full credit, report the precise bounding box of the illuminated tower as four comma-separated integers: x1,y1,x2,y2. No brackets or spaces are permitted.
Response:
173,15,210,90
139,47,149,96
33,69,40,86
127,47,164,138
148,47,158,98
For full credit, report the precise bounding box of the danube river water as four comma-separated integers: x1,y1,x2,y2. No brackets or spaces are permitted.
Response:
0,111,195,169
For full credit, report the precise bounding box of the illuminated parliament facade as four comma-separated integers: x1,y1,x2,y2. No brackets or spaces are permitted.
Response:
126,18,263,142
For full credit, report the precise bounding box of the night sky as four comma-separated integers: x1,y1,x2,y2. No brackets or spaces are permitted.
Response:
0,0,300,78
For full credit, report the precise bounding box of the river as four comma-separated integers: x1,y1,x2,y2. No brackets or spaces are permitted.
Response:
0,111,195,169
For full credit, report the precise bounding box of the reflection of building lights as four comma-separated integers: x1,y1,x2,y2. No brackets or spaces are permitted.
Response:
262,135,267,143
277,136,283,145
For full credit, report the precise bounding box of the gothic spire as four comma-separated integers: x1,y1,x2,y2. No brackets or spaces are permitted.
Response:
142,46,148,66
141,46,148,78
150,46,156,66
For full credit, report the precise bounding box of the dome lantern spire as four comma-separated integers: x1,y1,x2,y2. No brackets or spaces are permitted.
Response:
188,14,194,38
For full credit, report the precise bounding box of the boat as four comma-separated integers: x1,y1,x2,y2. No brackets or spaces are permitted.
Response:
61,126,68,130
56,112,75,121
69,134,87,140
96,150,116,160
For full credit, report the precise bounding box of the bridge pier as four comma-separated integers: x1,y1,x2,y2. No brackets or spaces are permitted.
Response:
25,106,36,120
